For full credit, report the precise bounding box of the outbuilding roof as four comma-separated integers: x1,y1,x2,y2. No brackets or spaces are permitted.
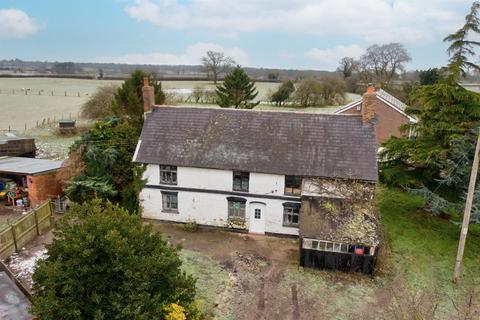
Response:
335,89,417,123
0,157,62,175
134,106,378,182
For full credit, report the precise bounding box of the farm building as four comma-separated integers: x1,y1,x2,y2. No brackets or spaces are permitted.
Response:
0,135,36,158
134,79,380,274
335,85,417,144
0,157,63,208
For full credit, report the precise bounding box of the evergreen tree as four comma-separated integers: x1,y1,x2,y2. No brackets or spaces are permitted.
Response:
31,201,200,320
65,119,144,212
216,66,259,109
112,70,165,128
443,1,480,81
380,2,480,218
64,70,166,213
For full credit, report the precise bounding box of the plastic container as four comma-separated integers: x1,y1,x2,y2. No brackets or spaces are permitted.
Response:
354,247,364,255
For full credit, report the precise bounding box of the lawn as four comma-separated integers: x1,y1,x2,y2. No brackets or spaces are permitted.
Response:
378,186,480,318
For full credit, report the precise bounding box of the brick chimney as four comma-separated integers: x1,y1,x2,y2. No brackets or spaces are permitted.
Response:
362,83,377,124
142,77,155,113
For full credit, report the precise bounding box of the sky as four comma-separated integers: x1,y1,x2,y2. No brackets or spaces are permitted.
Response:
0,0,475,71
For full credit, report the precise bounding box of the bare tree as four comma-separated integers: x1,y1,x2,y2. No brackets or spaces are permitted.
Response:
360,43,411,87
337,57,358,79
201,51,235,84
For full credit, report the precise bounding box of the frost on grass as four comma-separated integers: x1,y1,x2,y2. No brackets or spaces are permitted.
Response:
7,249,48,288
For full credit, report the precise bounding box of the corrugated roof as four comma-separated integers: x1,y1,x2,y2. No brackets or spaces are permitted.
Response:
0,157,62,175
135,107,378,181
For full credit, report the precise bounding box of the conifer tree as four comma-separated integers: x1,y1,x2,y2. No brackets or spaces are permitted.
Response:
443,1,480,81
380,1,480,218
216,66,259,109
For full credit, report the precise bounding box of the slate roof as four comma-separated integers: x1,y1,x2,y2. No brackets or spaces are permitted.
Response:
134,107,378,182
335,89,417,122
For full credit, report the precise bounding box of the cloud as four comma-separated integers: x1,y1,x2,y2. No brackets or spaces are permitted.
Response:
306,45,365,71
0,9,38,38
99,42,249,65
124,0,470,45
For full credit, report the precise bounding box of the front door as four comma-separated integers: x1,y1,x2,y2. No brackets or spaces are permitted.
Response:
249,202,266,234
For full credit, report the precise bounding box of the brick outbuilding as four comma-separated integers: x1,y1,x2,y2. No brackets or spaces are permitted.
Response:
0,157,62,207
335,86,417,144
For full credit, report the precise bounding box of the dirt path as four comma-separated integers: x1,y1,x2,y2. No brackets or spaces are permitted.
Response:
153,223,329,320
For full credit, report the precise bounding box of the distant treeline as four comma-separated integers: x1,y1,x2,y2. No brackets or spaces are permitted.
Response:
0,59,336,81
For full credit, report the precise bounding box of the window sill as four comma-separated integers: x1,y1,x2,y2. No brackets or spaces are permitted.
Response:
282,224,299,228
162,210,179,214
160,182,178,186
232,189,249,193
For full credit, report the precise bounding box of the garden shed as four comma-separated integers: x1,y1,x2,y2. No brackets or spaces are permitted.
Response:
0,157,63,208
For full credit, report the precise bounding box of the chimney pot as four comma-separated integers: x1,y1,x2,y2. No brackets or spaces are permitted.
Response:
143,77,149,87
366,83,375,94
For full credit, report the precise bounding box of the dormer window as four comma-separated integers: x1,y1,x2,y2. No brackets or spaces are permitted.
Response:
233,171,249,192
285,176,302,195
160,165,177,185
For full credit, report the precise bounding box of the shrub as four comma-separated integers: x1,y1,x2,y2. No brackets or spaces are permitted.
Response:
31,201,200,319
81,85,117,119
183,220,199,232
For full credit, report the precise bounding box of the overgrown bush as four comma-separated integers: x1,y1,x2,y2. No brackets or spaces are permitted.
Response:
31,201,201,320
293,78,346,107
183,220,199,232
189,86,218,104
270,80,295,105
81,85,117,119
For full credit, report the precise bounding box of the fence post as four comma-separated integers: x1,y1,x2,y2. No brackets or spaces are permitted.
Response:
49,200,54,227
11,226,18,252
33,209,40,236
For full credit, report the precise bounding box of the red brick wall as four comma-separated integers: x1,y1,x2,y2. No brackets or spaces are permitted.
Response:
339,98,410,144
27,172,62,206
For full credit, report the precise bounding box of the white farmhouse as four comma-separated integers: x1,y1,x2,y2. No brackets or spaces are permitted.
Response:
134,79,380,274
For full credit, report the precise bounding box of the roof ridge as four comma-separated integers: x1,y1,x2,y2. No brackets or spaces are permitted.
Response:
152,105,356,117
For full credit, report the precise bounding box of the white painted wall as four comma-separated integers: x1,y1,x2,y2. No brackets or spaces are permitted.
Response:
249,172,284,195
141,164,299,236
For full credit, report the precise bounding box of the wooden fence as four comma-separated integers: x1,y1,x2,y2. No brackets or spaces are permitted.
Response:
0,200,54,260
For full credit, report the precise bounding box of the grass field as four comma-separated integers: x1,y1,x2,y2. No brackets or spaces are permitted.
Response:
0,78,357,132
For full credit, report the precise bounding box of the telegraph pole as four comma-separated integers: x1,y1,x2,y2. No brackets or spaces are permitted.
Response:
453,129,480,283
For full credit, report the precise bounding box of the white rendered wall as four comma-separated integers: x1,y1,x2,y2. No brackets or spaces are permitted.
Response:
141,164,299,236
249,172,284,195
